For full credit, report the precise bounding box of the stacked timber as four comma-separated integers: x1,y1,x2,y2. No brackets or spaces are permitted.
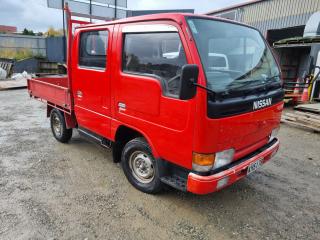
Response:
281,111,320,133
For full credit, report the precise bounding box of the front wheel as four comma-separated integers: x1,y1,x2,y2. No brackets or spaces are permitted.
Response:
50,109,72,143
121,138,163,194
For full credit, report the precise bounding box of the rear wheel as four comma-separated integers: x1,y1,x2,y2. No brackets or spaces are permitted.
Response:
121,138,163,194
50,109,72,143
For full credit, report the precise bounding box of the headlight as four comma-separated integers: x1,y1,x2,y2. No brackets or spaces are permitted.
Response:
269,127,280,142
213,148,235,169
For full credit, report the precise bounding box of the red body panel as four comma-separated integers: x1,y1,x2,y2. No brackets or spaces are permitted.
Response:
193,102,283,163
27,13,284,194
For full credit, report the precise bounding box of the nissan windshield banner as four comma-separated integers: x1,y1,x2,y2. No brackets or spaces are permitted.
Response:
47,0,127,19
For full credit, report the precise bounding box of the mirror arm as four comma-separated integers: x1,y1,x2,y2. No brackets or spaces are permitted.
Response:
192,82,217,100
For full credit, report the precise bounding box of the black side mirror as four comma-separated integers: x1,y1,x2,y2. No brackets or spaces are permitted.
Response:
179,64,199,100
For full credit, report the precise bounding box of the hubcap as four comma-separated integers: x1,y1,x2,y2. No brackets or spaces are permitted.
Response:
52,113,62,137
129,151,155,184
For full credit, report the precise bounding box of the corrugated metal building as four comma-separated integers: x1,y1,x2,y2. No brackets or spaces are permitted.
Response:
207,0,320,101
127,9,194,17
207,0,320,43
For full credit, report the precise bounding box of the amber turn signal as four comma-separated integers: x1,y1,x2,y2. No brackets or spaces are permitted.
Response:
192,153,215,165
192,153,215,172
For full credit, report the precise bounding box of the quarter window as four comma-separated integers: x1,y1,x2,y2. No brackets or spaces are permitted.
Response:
79,30,108,69
122,32,187,97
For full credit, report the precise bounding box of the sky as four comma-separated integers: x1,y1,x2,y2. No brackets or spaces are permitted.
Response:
0,0,246,32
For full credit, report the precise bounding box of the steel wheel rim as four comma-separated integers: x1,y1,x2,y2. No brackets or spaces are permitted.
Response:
129,151,155,184
52,113,62,137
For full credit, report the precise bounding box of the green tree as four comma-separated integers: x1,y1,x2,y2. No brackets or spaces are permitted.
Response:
22,28,35,36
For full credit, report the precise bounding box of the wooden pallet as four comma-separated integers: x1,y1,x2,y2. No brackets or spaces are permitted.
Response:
281,111,320,133
0,59,14,77
294,103,320,114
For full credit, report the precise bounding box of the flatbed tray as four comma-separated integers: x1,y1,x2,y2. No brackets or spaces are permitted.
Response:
27,75,72,110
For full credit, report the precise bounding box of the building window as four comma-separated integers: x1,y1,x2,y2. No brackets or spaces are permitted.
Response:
122,32,187,97
216,10,237,21
79,30,108,69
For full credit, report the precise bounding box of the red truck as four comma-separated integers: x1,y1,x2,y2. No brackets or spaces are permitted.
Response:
27,11,284,195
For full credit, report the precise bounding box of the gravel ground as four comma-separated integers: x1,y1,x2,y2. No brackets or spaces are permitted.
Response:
0,89,319,240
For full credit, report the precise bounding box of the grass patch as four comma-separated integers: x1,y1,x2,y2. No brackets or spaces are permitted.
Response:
0,49,43,61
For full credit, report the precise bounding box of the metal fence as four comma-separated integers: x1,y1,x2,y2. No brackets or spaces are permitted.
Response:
0,34,66,63
0,34,46,57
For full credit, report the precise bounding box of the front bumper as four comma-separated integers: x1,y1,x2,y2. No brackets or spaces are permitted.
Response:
187,138,280,195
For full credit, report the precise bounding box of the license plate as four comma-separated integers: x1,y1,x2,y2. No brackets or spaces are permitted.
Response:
247,158,263,175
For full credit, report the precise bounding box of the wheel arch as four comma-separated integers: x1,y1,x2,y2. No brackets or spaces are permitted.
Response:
47,104,54,117
112,124,159,163
47,104,77,129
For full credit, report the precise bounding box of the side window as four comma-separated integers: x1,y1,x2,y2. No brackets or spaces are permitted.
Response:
79,30,108,69
122,32,187,97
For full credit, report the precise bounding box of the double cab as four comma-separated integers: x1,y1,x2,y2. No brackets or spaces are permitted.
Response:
28,11,283,194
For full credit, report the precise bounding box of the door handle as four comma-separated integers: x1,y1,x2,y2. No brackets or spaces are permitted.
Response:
76,90,83,98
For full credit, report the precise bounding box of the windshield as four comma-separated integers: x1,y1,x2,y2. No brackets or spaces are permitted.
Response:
187,18,280,94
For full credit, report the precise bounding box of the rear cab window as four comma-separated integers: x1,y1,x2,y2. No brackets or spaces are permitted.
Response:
122,24,187,97
79,30,109,69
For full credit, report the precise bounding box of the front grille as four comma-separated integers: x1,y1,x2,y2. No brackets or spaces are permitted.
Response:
207,88,284,118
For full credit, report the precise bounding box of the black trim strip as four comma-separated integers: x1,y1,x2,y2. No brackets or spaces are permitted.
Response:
207,88,284,118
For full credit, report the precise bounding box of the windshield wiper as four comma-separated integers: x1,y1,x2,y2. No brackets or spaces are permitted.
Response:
222,75,281,96
193,83,217,99
199,75,280,100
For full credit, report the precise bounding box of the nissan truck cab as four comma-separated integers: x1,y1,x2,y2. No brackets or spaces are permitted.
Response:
27,12,283,195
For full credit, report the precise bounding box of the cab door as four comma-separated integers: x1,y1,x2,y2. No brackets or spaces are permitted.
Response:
114,22,196,168
72,26,113,138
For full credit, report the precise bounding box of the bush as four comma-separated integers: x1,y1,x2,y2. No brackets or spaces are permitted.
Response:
45,27,64,37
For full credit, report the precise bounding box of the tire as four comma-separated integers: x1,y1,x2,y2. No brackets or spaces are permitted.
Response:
121,137,163,194
50,109,72,143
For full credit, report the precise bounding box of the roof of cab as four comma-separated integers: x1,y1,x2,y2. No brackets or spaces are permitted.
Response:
75,12,256,32
76,13,222,29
